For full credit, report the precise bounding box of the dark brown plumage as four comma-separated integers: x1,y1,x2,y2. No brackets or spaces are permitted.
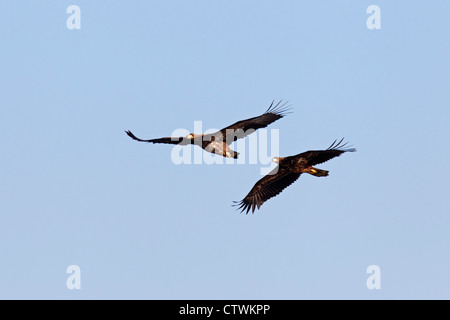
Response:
233,139,356,214
125,100,291,158
124,131,187,145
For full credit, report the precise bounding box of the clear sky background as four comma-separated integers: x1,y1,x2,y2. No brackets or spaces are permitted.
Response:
1,1,449,299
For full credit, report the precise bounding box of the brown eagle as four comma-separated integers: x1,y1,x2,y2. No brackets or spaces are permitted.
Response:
125,100,290,159
233,139,356,214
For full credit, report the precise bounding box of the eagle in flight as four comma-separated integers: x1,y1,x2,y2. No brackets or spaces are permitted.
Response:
233,139,356,214
125,100,290,159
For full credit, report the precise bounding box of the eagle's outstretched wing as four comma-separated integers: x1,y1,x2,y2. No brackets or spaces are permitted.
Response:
286,138,356,167
233,167,301,214
125,130,190,145
219,100,291,142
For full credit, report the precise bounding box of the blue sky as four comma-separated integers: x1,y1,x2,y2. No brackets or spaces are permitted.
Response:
1,1,449,299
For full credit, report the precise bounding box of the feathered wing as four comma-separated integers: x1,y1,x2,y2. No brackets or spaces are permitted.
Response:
233,167,301,214
219,100,291,142
125,130,190,145
286,138,356,167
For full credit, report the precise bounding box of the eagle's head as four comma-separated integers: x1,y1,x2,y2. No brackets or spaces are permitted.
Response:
272,157,280,164
186,133,195,140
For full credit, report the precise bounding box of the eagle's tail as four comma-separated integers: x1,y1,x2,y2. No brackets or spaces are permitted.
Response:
306,167,329,177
